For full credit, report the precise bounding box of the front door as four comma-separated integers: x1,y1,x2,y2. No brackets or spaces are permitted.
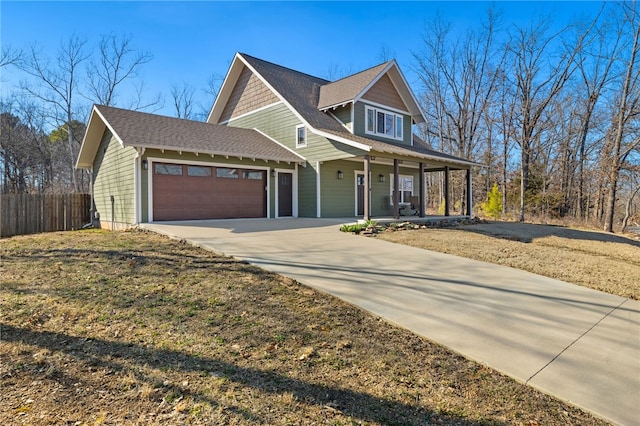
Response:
356,173,365,216
278,172,293,217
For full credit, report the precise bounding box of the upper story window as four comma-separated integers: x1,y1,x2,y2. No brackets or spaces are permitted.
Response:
365,105,403,141
296,124,307,147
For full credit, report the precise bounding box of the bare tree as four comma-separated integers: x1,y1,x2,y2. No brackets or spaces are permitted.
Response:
0,45,22,68
573,9,622,218
198,72,224,120
603,3,640,232
621,168,640,232
170,82,195,119
414,8,506,160
86,33,153,107
414,8,506,214
508,16,593,221
20,35,89,192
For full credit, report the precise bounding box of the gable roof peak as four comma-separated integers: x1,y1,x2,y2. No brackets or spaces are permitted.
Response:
326,59,395,85
317,60,400,111
237,52,330,84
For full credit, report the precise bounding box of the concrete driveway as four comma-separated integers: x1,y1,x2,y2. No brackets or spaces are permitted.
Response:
143,218,639,426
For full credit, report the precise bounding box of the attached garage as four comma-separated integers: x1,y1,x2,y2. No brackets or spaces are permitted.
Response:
152,162,267,221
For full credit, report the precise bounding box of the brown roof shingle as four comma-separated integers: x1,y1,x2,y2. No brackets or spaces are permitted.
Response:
317,61,391,110
239,54,476,168
96,105,303,163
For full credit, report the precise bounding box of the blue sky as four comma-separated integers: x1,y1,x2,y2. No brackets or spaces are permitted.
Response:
1,1,605,118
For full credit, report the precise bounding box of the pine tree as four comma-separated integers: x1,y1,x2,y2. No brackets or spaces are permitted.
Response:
482,184,503,219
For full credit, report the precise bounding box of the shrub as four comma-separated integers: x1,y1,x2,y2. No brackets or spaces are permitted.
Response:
481,184,503,219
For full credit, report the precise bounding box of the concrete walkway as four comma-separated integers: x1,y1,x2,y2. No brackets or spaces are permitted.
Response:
142,218,640,426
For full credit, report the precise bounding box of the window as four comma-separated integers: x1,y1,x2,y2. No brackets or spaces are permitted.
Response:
365,106,404,141
389,175,414,204
243,170,263,180
296,125,306,147
216,168,239,179
187,166,212,177
155,164,182,175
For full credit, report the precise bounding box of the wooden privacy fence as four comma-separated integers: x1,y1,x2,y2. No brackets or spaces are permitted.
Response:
1,193,91,238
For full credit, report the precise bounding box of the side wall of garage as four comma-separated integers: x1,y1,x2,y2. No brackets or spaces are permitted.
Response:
92,130,137,229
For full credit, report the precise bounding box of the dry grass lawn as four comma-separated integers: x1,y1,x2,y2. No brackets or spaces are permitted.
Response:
377,221,640,300
0,229,608,425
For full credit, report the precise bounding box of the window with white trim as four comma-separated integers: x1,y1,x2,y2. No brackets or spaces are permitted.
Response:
390,175,413,204
365,105,403,140
296,124,307,147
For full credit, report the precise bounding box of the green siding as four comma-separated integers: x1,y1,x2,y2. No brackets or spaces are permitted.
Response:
92,130,137,228
140,149,294,221
331,105,352,130
353,101,412,146
319,159,419,218
297,163,317,217
228,103,364,162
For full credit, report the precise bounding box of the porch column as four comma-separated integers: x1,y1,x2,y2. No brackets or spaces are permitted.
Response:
444,166,450,217
393,159,400,219
363,155,370,221
419,162,425,218
466,168,472,216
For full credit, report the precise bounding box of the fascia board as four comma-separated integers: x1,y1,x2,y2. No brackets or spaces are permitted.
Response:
75,106,125,169
352,61,395,106
310,128,372,152
252,128,307,163
125,142,302,164
387,63,428,124
353,60,428,125
207,53,243,124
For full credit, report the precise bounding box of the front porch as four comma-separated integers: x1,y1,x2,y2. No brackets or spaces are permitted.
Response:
318,154,475,220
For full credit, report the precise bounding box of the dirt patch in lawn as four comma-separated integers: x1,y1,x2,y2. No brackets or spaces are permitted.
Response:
377,221,639,300
1,229,608,425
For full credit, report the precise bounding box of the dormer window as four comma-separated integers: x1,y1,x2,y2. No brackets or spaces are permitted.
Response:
365,105,403,141
296,124,307,147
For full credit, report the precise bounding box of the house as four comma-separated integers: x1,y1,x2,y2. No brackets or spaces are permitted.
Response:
76,53,476,229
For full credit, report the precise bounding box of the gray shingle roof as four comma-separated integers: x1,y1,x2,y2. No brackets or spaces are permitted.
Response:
96,105,303,163
239,54,475,168
317,62,391,110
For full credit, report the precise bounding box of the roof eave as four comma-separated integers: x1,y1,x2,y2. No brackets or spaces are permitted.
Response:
131,142,305,165
207,53,243,124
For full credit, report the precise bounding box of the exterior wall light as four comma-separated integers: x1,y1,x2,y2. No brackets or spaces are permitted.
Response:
337,170,344,179
142,159,148,170
271,169,276,177
379,174,385,182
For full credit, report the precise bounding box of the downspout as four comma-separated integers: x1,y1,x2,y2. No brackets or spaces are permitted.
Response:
84,168,95,229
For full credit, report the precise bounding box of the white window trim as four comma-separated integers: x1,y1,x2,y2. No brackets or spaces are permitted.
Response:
364,105,404,141
296,124,307,147
389,174,414,205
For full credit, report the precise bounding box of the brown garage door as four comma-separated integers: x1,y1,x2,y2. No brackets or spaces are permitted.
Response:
152,163,266,221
